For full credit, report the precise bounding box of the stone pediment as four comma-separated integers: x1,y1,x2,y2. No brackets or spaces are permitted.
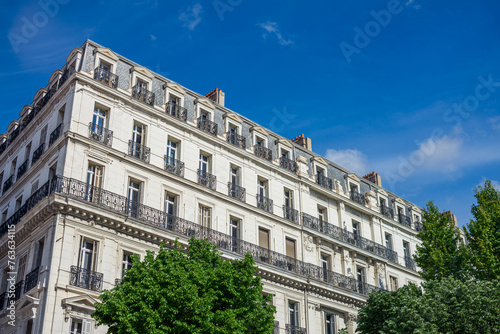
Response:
66,47,82,63
95,47,119,62
165,82,186,96
275,138,293,149
250,126,269,137
49,69,63,84
310,156,328,166
62,294,98,311
195,97,215,110
377,188,388,196
131,66,154,79
224,112,242,124
345,173,360,183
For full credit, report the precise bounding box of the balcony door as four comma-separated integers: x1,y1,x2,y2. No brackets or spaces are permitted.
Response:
78,238,98,273
166,140,177,166
127,180,141,218
131,123,146,158
92,107,106,134
164,193,177,229
199,154,210,175
229,218,240,252
86,164,103,202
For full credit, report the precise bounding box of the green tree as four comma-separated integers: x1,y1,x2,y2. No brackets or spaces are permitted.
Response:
414,201,469,281
357,277,500,334
92,238,276,333
465,180,500,280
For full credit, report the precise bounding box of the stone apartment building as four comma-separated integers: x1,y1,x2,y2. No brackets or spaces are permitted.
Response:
0,40,423,334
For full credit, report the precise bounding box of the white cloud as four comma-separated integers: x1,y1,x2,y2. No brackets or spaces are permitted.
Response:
179,3,202,31
325,149,368,175
150,34,157,41
257,21,294,45
413,135,464,173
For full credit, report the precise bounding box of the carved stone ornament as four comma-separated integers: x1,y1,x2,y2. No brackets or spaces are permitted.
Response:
304,235,315,252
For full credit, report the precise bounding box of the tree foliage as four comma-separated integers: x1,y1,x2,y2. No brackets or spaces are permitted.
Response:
92,238,276,334
357,277,500,334
465,180,500,280
414,201,469,281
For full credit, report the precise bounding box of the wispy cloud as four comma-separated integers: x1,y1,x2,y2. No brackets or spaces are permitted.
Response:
179,3,202,31
150,34,157,41
325,149,368,175
406,0,421,10
257,21,294,45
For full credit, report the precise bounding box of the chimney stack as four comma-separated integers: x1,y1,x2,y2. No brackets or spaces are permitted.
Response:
292,134,312,151
205,87,225,107
363,172,382,187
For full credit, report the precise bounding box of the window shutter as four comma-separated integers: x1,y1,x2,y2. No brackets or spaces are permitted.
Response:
286,238,295,259
91,241,98,271
82,319,93,334
259,229,269,249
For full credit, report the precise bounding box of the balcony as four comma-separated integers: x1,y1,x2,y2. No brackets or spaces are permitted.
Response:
93,66,119,89
166,101,187,122
32,143,45,166
58,67,74,88
398,213,412,228
9,126,20,143
197,117,218,136
280,156,298,173
414,220,423,232
3,175,14,194
164,156,185,177
40,88,56,108
226,132,246,149
228,183,246,202
404,256,416,271
254,144,272,161
302,213,399,264
69,266,103,292
128,140,150,163
17,159,29,180
380,204,394,219
0,141,6,155
13,281,23,301
115,278,122,286
286,324,307,334
257,194,273,214
132,84,155,106
88,122,113,147
274,321,280,334
316,174,333,190
24,267,40,293
197,170,217,190
0,292,5,310
283,205,299,224
350,190,365,205
49,123,63,147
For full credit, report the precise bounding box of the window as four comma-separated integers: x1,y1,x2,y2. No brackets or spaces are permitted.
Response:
200,109,209,121
15,196,22,211
255,136,265,147
321,255,330,281
352,221,360,239
357,267,366,293
350,183,358,193
78,238,98,272
26,319,33,334
70,318,93,334
288,301,299,327
164,192,177,228
25,142,32,161
1,209,7,224
31,180,39,195
32,238,44,269
136,79,148,90
230,166,240,185
385,233,393,250
390,276,398,291
380,197,387,207
259,228,270,249
10,157,17,177
317,166,325,179
284,189,293,209
199,153,210,174
17,253,28,283
91,106,107,131
127,179,141,218
318,206,327,223
122,251,134,278
86,163,103,202
198,205,211,228
229,217,240,252
257,178,268,198
132,122,146,146
286,238,296,259
403,241,410,258
40,125,48,145
166,139,178,165
325,313,335,334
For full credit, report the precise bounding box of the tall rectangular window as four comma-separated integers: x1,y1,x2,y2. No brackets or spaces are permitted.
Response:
288,301,299,327
403,241,410,258
166,139,178,163
385,233,393,250
230,166,239,185
357,267,366,293
127,179,141,218
318,207,326,223
390,276,398,291
198,205,211,228
259,228,269,249
284,189,293,208
257,178,268,197
164,192,177,228
32,238,44,270
132,122,145,146
122,252,134,278
199,153,210,174
78,238,98,272
17,253,28,283
286,238,296,259
25,142,32,161
321,255,330,281
230,217,240,252
325,314,335,334
40,125,48,145
92,106,107,129
86,163,103,202
352,221,360,239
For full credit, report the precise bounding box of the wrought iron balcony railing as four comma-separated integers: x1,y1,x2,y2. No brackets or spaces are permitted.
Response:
404,256,416,271
226,132,246,149
13,281,23,301
131,84,155,106
69,266,103,292
9,126,20,143
128,140,151,163
2,175,14,194
380,204,394,219
24,267,40,293
89,122,113,147
0,292,5,310
93,66,119,89
49,123,63,147
283,205,299,224
17,159,29,180
257,194,273,214
197,170,217,190
414,220,423,232
350,190,365,205
316,174,333,190
254,144,272,161
197,117,218,136
164,156,185,177
115,278,122,286
274,321,280,334
166,101,187,122
302,213,399,264
21,110,35,129
286,324,307,334
0,141,6,156
40,88,56,108
32,143,45,166
58,67,74,88
398,213,412,228
228,183,246,202
280,156,298,173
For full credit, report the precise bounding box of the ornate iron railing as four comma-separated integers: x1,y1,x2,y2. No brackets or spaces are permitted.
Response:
257,194,273,214
24,267,40,292
9,126,20,143
93,66,119,89
0,141,6,156
197,170,217,190
21,110,35,129
350,190,365,205
254,144,272,161
0,292,5,310
58,67,74,88
89,122,113,147
128,140,151,163
70,266,103,292
2,175,14,194
40,88,56,108
115,278,122,286
302,213,399,264
404,256,416,271
132,84,155,106
316,174,333,190
274,321,280,334
17,159,29,180
226,132,246,149
166,101,187,122
414,220,423,232
380,204,393,219
49,123,63,147
164,156,185,177
286,324,307,334
32,143,45,166
13,281,24,301
283,206,299,224
197,117,218,136
228,183,246,202
280,156,297,173
398,213,412,228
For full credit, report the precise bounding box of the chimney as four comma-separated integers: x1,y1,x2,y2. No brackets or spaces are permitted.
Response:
363,172,382,187
441,211,458,227
205,87,225,107
292,134,312,151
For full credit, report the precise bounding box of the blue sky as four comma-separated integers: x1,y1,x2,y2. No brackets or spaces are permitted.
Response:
1,0,499,228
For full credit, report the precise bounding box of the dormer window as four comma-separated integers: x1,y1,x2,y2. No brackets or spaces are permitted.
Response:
164,84,187,122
